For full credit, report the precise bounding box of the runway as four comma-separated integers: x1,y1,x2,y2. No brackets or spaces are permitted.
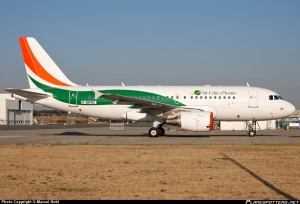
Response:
0,123,299,145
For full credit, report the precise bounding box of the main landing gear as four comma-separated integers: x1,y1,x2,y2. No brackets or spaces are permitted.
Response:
148,124,165,137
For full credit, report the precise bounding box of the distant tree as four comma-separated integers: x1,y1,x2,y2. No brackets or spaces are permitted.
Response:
33,110,39,116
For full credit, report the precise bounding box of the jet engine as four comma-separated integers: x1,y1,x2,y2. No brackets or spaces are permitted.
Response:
165,111,213,131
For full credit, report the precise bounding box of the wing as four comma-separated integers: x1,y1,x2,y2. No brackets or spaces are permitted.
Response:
92,89,178,110
5,88,49,99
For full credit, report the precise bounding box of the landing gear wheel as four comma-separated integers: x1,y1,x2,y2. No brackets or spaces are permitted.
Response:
158,127,165,136
249,130,255,137
149,127,159,137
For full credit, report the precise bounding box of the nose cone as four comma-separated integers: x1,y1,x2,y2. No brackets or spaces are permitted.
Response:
282,101,296,117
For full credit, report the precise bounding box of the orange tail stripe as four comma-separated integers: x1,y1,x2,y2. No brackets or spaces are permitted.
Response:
19,38,70,86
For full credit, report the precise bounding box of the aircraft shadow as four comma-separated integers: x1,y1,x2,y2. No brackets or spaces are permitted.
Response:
52,132,151,137
50,131,281,137
55,131,90,136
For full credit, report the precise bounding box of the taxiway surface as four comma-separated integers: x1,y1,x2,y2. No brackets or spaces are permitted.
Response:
0,124,299,145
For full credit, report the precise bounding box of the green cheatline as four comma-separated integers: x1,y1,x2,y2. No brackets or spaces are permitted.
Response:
28,75,186,106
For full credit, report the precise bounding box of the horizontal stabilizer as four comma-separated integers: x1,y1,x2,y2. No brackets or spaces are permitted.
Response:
5,88,49,99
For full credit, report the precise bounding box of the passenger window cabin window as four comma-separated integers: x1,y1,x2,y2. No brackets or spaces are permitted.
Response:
223,96,226,99
228,96,230,99
184,96,186,99
176,96,179,99
200,96,202,99
205,96,207,99
171,96,173,99
148,96,150,99
214,96,216,99
219,96,221,99
233,96,235,99
269,95,273,100
195,96,197,99
191,96,193,99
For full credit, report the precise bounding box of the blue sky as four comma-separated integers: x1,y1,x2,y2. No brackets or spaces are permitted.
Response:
0,0,300,109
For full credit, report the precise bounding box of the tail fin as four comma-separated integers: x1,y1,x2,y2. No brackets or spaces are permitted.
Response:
19,37,79,88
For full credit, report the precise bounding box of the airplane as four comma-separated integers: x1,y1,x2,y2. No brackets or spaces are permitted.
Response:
5,37,296,137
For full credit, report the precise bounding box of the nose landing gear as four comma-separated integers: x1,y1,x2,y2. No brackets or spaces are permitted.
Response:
243,120,262,137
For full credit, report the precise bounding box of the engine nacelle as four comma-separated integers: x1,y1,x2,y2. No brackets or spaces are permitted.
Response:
165,111,213,131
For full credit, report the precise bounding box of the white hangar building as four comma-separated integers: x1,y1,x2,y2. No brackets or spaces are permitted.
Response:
0,94,33,125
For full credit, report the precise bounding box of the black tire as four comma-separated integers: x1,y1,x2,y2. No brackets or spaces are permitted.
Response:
149,127,159,137
249,130,255,137
158,127,165,136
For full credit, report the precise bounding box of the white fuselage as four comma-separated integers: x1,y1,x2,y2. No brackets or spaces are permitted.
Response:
31,85,295,122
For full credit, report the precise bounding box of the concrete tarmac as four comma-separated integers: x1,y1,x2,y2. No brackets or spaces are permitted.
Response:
0,123,299,145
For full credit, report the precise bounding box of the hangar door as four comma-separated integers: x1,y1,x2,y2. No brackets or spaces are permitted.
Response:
7,110,32,125
7,110,15,125
24,110,31,124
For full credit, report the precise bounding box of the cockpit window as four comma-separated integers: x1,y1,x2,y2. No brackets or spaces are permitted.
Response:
269,95,283,100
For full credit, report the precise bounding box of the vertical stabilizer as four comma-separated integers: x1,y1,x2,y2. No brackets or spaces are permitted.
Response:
19,37,79,88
